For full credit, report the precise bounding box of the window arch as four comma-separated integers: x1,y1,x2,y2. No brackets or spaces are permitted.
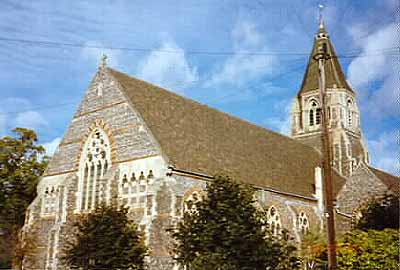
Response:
267,206,282,236
298,212,310,234
78,128,111,212
308,100,321,127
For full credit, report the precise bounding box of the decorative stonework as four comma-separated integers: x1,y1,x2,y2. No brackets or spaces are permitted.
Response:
76,126,112,212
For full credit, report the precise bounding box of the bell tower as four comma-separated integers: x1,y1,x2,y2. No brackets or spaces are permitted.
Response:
290,21,369,177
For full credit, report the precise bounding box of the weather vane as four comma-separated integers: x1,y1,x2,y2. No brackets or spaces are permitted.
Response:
318,4,325,28
100,54,108,69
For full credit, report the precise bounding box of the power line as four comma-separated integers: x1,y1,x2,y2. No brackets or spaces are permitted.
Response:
0,37,309,56
0,36,397,58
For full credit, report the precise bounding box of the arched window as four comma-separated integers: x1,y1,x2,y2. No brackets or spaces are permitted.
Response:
267,206,282,236
347,99,353,126
298,212,310,234
78,128,112,212
184,191,201,214
308,100,321,127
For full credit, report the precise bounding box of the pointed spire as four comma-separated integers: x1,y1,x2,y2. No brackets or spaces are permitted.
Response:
297,18,354,96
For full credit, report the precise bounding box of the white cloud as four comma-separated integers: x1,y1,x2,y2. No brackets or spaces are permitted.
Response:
0,98,48,136
262,100,291,135
136,40,198,94
42,137,62,156
347,23,397,118
205,21,276,88
14,111,48,130
367,131,399,176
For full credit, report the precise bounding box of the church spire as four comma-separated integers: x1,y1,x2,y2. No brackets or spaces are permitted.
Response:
297,17,353,96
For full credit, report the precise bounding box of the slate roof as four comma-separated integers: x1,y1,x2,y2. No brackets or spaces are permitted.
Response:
369,166,399,194
109,68,324,198
298,26,354,96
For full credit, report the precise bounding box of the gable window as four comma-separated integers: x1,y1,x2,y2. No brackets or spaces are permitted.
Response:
77,128,111,212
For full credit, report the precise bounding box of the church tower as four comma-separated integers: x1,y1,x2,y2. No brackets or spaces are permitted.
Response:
290,21,369,177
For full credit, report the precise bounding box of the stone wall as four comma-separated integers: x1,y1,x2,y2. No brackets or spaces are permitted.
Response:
336,164,388,219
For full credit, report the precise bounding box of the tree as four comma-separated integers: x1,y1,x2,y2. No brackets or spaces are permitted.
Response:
169,175,300,270
355,193,399,231
336,229,399,270
62,204,148,270
309,229,399,270
0,128,48,268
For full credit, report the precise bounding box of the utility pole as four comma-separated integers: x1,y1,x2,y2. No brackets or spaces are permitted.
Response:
314,41,337,270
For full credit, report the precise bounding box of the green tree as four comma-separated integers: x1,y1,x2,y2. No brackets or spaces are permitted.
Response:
0,128,48,268
62,204,148,270
169,175,300,270
355,193,399,231
336,229,399,270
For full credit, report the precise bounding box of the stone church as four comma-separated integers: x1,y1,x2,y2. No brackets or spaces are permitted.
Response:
22,22,398,270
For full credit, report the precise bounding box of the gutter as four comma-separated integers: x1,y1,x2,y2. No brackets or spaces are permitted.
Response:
335,208,352,219
168,166,318,202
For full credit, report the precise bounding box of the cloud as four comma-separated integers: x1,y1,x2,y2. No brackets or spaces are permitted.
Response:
367,131,399,176
0,98,48,137
205,21,276,88
347,23,397,118
42,137,62,156
262,100,291,135
136,39,198,94
14,111,48,130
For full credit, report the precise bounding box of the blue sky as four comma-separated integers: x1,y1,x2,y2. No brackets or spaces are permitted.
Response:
0,0,398,175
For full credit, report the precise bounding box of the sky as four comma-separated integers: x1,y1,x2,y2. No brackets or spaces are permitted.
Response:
0,0,398,175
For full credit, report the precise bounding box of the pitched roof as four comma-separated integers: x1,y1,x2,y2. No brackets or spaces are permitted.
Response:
369,166,399,194
298,26,354,96
109,68,324,198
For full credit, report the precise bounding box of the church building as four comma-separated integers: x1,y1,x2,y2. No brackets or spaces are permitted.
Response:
22,21,398,270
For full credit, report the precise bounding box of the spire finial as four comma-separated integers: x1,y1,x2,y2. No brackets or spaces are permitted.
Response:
100,54,107,69
318,4,325,29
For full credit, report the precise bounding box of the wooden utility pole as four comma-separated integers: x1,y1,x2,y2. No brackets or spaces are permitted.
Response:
314,42,337,270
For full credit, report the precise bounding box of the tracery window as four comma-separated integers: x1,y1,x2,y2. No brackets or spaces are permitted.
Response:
298,212,310,234
78,128,111,212
267,206,282,236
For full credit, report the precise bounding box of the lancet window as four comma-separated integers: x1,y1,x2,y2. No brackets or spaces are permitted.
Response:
78,128,111,212
298,212,310,234
309,100,321,127
42,186,58,216
119,169,155,208
267,206,282,236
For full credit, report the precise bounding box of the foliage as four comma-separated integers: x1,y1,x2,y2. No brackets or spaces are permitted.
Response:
355,193,399,231
62,203,148,270
0,128,48,268
169,175,300,270
309,229,399,270
336,229,399,270
299,230,327,269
